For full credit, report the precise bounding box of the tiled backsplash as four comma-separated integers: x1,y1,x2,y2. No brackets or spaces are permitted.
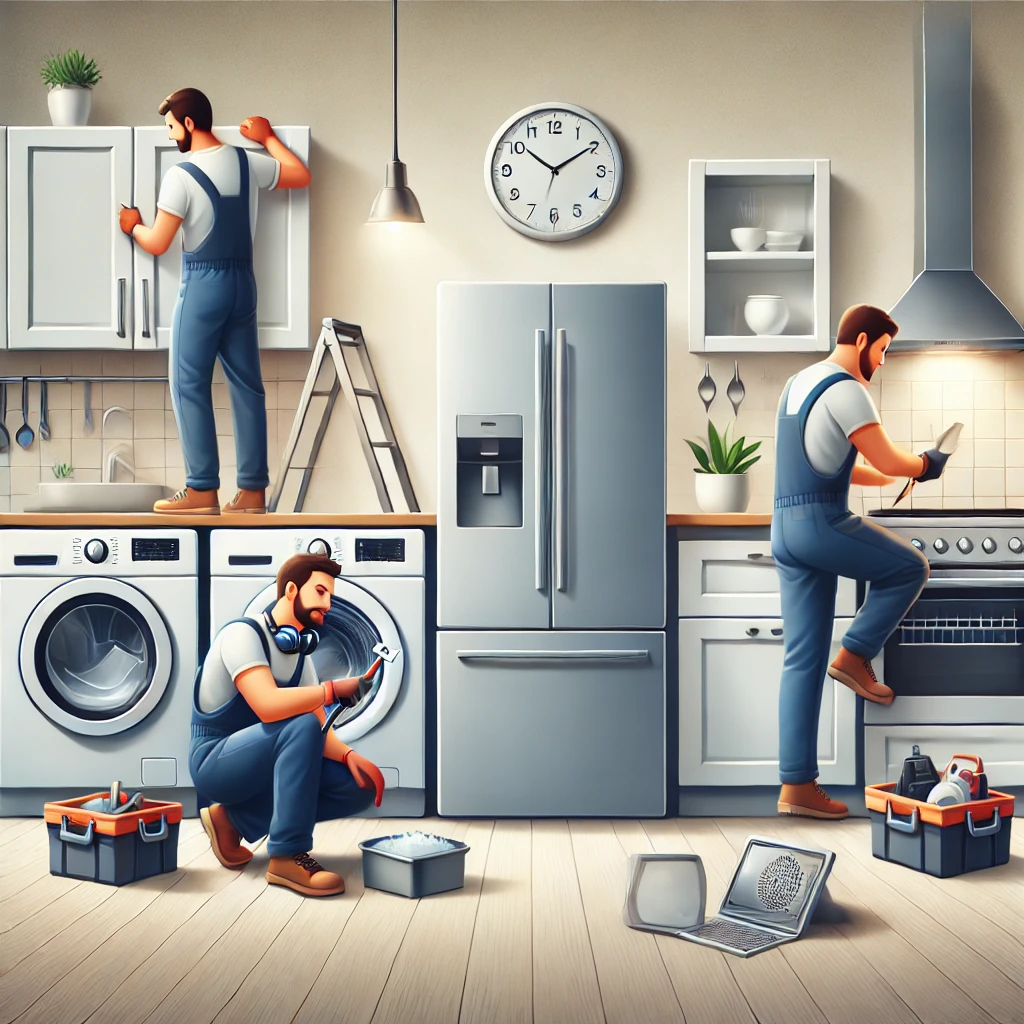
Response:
0,350,314,512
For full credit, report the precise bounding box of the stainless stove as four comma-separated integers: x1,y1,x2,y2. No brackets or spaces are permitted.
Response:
863,508,1024,789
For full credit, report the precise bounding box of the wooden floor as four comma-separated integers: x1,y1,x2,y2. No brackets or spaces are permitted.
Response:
0,813,1022,1024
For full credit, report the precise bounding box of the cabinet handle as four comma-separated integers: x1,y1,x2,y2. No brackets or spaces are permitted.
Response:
745,627,759,636
117,279,126,338
142,279,151,338
771,627,783,636
747,552,774,564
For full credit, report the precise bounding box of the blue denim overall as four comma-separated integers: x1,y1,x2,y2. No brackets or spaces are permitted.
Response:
170,147,269,493
771,372,928,784
189,619,372,857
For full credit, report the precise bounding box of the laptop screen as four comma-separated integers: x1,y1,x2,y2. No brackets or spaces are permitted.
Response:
720,839,831,935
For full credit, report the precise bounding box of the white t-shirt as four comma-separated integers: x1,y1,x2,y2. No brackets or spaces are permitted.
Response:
782,362,881,475
157,144,281,252
196,614,319,714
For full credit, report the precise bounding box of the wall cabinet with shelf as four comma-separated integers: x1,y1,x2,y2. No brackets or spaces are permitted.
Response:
4,125,310,352
689,159,830,353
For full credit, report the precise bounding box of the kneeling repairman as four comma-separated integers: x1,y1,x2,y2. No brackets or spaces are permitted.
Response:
772,304,950,820
191,553,384,897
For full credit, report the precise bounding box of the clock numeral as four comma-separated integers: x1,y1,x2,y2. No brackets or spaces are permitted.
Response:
596,165,607,178
546,119,562,135
501,164,513,177
573,204,582,218
509,188,520,201
506,141,526,154
589,188,600,200
576,126,581,139
527,203,537,218
589,140,600,154
527,125,537,137
549,208,559,225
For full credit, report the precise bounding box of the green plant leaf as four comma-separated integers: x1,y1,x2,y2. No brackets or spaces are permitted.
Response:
732,456,762,475
725,437,744,470
685,438,712,473
40,49,101,88
707,420,727,473
735,440,762,462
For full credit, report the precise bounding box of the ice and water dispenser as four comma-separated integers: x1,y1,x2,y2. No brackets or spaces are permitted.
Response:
456,415,523,527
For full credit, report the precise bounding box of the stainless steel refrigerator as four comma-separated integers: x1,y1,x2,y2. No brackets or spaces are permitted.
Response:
437,282,666,816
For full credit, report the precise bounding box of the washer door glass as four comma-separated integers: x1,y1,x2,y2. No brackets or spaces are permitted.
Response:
243,579,403,743
21,578,173,737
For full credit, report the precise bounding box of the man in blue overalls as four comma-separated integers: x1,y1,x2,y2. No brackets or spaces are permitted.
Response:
772,304,949,818
119,88,311,514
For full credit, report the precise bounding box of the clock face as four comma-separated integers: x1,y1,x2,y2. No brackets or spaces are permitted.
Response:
484,103,623,241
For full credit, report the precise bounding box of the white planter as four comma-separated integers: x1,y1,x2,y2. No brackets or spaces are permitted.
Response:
744,294,789,336
47,86,92,127
695,472,751,514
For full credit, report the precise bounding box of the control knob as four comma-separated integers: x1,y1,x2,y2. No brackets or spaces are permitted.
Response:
84,539,109,564
307,538,331,557
933,538,949,554
910,538,924,551
957,537,973,554
1010,537,1023,554
982,537,997,554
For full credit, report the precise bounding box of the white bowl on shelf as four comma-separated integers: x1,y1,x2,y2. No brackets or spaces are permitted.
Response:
744,295,789,335
730,227,766,253
766,230,803,246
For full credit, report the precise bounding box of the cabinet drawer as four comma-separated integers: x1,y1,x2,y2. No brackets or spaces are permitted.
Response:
679,540,856,617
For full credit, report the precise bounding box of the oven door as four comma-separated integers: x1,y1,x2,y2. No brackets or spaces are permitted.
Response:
875,568,1024,724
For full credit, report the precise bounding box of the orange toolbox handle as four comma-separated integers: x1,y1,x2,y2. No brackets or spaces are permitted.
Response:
44,793,183,839
865,782,1014,830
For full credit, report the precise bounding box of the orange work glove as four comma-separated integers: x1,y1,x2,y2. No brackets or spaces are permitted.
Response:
119,206,142,236
239,116,273,145
331,657,383,701
345,750,385,807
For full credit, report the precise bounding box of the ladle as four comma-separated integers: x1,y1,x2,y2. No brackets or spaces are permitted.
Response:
16,378,34,449
697,362,717,413
727,361,746,416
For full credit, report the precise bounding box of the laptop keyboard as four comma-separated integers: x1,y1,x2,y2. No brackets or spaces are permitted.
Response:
689,918,778,952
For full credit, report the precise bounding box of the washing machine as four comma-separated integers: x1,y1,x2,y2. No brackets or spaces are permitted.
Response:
209,529,425,816
0,530,199,816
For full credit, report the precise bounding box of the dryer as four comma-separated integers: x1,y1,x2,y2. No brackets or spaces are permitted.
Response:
209,529,425,817
0,530,198,816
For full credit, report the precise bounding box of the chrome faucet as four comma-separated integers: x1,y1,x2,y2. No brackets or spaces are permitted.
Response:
105,444,135,483
102,406,132,432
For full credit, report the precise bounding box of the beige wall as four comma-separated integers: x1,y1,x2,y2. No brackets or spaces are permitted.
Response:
2,1,1024,513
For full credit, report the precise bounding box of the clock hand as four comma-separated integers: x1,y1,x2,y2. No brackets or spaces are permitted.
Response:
551,147,593,173
525,148,558,174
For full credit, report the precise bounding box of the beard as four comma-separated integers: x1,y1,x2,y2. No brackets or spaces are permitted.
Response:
175,128,192,153
859,346,877,381
292,592,327,631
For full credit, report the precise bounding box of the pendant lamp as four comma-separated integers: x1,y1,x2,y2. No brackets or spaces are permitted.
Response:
367,0,423,224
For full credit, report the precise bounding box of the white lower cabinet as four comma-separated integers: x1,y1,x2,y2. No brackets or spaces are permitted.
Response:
679,616,857,786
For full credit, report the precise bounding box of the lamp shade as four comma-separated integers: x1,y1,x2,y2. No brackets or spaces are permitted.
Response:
367,160,423,224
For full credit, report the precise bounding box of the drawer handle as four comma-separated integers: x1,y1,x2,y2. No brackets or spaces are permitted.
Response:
745,627,759,637
747,552,775,564
771,628,783,636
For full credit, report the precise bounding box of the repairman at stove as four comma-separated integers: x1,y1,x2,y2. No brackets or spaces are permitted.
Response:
772,304,950,819
191,553,384,897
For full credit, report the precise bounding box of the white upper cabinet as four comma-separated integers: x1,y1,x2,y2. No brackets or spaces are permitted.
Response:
7,127,134,350
689,159,830,353
0,128,6,351
133,125,311,350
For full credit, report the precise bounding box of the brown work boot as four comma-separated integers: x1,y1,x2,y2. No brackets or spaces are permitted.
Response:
827,646,894,705
222,488,266,514
778,781,850,820
154,486,220,515
266,852,345,897
200,803,252,869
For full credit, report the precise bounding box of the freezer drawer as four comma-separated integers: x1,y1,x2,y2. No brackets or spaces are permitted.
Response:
437,631,665,817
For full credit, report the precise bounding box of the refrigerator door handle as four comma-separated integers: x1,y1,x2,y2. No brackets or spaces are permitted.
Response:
554,327,568,592
535,328,548,592
456,649,650,661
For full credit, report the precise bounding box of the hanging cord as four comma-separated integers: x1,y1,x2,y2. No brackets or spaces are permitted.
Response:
392,0,399,163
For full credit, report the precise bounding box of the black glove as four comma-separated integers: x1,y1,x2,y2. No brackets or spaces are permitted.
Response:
915,448,949,482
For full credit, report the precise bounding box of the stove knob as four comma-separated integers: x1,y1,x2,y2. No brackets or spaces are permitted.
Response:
957,537,973,554
933,538,949,554
910,538,924,551
84,539,109,564
982,537,997,554
1010,537,1023,554
307,538,331,556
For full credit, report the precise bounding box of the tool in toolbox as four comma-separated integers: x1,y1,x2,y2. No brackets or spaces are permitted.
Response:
896,745,941,802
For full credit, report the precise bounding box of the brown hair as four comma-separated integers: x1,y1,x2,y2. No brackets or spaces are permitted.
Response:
158,88,213,132
276,553,341,599
836,304,899,347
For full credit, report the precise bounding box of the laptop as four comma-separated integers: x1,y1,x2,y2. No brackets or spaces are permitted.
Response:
675,837,835,957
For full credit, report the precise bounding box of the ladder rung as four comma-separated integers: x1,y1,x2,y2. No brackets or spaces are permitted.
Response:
371,440,396,449
353,388,379,398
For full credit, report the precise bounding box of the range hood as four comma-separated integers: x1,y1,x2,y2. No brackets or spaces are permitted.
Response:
888,2,1024,351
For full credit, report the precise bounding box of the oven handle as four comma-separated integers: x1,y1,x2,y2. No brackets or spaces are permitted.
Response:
924,571,1024,589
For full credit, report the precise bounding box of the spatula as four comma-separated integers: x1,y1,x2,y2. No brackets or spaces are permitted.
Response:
0,383,10,453
39,381,51,441
16,378,34,449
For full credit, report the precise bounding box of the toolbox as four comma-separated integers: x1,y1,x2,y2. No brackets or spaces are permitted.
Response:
865,782,1014,878
43,793,182,886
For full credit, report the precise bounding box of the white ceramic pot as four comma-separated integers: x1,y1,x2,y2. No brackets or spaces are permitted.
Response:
730,227,766,253
47,86,92,127
694,472,750,514
744,294,789,335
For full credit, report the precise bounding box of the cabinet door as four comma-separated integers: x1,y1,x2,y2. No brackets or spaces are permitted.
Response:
438,630,665,816
133,126,310,350
1,128,6,349
8,127,133,349
679,616,856,786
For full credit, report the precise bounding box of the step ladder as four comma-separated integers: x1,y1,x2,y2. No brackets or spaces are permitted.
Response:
268,318,420,514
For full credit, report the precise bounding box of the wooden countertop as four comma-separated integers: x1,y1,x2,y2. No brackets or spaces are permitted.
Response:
0,513,436,528
668,514,771,526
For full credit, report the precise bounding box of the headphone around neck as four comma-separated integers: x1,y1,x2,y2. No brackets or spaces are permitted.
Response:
263,608,319,655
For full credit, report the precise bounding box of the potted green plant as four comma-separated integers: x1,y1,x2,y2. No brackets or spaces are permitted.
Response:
40,49,101,127
686,420,762,513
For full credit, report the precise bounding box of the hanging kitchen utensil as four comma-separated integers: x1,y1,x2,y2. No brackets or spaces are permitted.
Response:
893,420,963,507
0,383,10,454
727,360,745,417
16,378,35,449
697,362,717,413
83,380,93,433
39,381,51,441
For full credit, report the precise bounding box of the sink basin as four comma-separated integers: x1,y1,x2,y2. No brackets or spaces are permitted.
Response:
30,482,176,513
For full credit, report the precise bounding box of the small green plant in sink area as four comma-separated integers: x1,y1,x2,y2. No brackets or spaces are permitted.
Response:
686,419,761,474
52,462,74,479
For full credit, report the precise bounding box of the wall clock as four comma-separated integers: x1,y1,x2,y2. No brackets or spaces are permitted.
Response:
483,102,624,242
